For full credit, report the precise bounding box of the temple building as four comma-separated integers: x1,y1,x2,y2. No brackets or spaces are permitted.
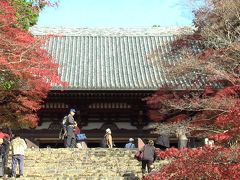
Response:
21,26,194,147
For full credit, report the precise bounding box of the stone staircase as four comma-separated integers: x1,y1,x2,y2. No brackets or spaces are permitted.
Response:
6,148,167,179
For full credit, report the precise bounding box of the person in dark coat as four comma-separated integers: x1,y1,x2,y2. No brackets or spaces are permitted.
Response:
156,134,170,150
0,138,7,177
140,139,156,175
0,138,6,155
66,108,77,148
0,129,11,177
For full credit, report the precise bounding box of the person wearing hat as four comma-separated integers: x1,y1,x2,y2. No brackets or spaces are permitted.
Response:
104,128,113,148
125,138,135,148
66,108,77,148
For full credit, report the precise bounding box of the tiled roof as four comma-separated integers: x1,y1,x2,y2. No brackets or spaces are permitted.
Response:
31,27,198,90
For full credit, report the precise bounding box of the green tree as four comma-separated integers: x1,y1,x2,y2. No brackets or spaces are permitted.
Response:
10,0,45,29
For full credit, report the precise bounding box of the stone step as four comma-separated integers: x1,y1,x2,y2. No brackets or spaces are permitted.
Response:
11,176,139,180
6,148,168,179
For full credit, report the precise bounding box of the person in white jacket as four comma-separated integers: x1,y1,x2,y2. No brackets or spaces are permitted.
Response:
9,134,27,178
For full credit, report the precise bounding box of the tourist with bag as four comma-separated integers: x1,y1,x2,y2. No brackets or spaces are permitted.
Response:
140,140,156,176
65,108,78,148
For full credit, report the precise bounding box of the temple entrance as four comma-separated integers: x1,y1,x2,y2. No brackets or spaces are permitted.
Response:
17,91,156,147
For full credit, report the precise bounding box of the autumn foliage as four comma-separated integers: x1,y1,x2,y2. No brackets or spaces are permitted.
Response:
145,0,240,179
146,147,240,180
0,0,64,128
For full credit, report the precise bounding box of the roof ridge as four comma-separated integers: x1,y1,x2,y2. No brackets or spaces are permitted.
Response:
36,35,180,37
30,26,194,36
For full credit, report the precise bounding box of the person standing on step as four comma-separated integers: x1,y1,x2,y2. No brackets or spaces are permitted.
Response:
155,133,170,150
66,108,77,148
104,128,113,148
125,138,135,148
176,128,188,149
0,138,7,177
0,129,11,177
9,134,27,178
140,139,156,176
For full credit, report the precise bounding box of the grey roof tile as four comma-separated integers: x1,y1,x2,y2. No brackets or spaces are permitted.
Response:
30,27,199,90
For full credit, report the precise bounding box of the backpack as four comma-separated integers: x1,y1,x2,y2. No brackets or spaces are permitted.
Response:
58,116,68,140
62,116,69,127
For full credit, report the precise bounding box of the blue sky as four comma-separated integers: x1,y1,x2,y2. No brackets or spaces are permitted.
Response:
37,0,193,27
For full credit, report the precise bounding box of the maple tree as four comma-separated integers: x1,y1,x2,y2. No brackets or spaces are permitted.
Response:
146,146,240,180
145,0,240,179
0,0,64,128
